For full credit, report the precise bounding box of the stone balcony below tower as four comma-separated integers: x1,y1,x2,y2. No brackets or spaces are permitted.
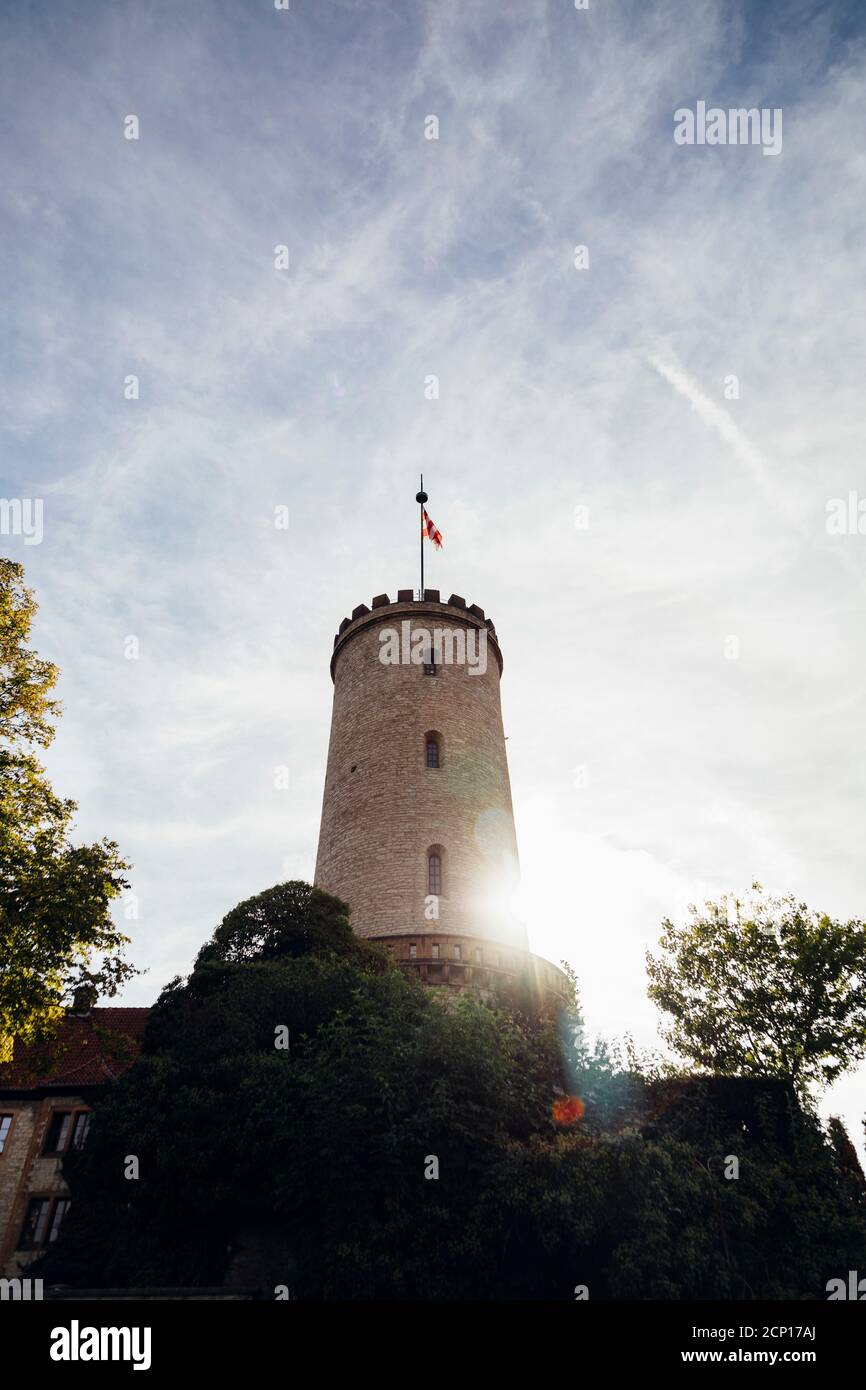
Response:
376,932,572,1013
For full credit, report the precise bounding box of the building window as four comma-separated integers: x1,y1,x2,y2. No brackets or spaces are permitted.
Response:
431,943,440,960
409,943,417,959
43,1111,72,1155
43,1108,91,1156
428,853,442,897
20,1198,51,1250
0,1114,12,1154
48,1199,71,1243
20,1196,70,1251
453,944,461,961
71,1112,92,1151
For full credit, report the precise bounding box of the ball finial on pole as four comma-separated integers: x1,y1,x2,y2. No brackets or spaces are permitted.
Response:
416,475,428,596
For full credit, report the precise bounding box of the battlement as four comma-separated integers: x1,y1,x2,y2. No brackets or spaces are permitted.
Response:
330,590,502,680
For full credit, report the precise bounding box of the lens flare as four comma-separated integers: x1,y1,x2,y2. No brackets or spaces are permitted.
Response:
552,1095,585,1127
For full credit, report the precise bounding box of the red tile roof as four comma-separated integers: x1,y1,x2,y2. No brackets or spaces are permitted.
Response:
0,1008,150,1091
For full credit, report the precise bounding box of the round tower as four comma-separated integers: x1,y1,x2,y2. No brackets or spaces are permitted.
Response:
314,589,569,1004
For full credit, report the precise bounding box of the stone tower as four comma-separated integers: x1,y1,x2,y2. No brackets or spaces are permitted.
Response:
314,589,568,1004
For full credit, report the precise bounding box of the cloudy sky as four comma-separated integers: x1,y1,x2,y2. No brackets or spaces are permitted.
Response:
2,0,865,1144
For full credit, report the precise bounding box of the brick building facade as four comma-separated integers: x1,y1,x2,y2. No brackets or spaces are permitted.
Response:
0,1007,149,1277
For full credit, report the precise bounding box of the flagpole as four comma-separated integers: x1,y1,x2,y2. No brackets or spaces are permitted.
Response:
415,475,428,599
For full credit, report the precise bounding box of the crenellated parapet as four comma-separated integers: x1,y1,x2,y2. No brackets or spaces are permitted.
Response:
331,590,502,681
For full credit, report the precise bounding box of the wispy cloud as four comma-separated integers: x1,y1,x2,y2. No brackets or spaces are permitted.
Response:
2,0,865,1150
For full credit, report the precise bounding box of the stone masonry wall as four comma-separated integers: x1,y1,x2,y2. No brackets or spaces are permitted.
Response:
314,594,528,950
0,1094,82,1275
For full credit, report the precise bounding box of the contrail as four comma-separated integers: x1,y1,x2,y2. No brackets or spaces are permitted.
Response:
649,353,773,501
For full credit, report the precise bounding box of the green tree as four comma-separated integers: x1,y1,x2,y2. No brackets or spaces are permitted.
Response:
474,1091,866,1300
0,558,134,1060
42,881,566,1294
43,881,866,1299
646,887,866,1092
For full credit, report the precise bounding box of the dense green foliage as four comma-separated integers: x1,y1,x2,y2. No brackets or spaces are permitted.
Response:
0,559,134,1061
646,887,866,1091
43,882,866,1299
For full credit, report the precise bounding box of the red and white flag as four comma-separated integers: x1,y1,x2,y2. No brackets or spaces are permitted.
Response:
422,508,443,549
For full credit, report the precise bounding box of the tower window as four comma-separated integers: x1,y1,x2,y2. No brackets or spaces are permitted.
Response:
426,737,439,768
475,948,482,963
431,943,440,960
453,944,461,961
409,943,417,959
428,853,442,896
